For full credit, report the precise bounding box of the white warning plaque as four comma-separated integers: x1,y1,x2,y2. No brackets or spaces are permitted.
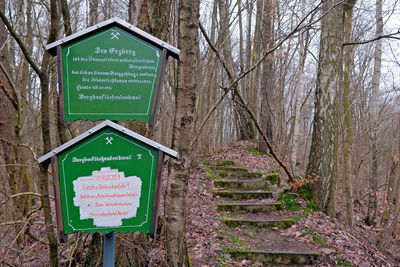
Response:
73,167,142,227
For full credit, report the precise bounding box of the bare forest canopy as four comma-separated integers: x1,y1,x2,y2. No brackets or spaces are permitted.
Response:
1,0,400,266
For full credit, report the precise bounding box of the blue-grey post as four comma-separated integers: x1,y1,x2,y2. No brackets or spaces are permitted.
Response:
103,232,116,266
103,120,120,267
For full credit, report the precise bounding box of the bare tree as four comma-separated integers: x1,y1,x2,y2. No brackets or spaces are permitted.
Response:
307,0,343,217
367,0,383,227
164,0,200,265
258,0,275,152
342,0,357,226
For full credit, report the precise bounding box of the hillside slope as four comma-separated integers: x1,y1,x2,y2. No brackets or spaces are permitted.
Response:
185,140,400,266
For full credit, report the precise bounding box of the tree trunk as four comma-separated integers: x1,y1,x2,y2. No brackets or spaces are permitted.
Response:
88,0,99,26
0,0,17,245
258,0,274,153
245,0,253,109
128,0,143,25
307,0,343,217
60,0,72,35
250,0,263,115
164,0,199,265
290,0,308,169
342,0,357,226
392,119,400,237
39,0,59,265
367,0,383,227
218,0,254,141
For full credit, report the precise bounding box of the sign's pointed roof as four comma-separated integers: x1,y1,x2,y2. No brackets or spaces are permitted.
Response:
38,120,179,164
45,17,179,59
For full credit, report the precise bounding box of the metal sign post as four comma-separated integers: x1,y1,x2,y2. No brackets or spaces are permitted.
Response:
103,232,116,266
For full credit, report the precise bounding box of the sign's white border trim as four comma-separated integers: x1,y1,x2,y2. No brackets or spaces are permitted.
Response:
45,17,179,58
38,120,179,163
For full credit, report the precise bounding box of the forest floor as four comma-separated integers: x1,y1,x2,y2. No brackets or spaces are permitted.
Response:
180,140,400,266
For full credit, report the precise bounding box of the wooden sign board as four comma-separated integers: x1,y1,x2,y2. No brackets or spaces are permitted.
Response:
46,18,179,125
38,121,178,239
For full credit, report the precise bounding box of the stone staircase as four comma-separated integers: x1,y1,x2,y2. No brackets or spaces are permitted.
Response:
204,160,323,265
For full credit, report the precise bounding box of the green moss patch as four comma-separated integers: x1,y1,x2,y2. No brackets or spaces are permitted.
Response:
278,192,301,212
245,146,272,157
298,183,313,201
301,230,326,245
265,173,280,185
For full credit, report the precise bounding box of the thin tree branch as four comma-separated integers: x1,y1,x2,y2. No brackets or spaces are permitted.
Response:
191,89,230,148
0,61,21,114
0,78,16,110
194,0,346,182
343,31,400,46
0,9,43,77
198,22,296,183
0,137,38,160
0,192,42,206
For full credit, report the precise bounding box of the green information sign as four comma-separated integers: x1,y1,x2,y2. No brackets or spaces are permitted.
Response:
61,25,162,122
57,127,158,234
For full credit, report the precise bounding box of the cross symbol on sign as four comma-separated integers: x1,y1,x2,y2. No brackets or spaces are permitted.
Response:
137,154,142,160
111,31,120,40
105,137,113,144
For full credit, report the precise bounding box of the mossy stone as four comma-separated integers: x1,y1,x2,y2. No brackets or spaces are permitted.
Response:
265,173,280,185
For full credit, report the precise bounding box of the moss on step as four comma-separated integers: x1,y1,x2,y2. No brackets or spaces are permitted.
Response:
217,202,283,213
245,146,273,157
222,217,295,229
228,249,321,265
265,173,280,185
212,170,263,179
214,179,272,190
203,160,235,166
210,166,248,172
214,190,273,200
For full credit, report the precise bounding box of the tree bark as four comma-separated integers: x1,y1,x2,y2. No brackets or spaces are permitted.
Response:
39,1,59,265
258,0,274,153
88,0,99,26
60,0,72,35
290,0,308,169
164,0,199,265
245,0,253,109
307,0,343,217
250,0,263,114
392,119,400,237
342,0,357,226
367,0,383,227
0,0,17,244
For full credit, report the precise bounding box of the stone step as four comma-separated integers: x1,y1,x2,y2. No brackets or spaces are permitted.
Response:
203,160,235,166
228,249,321,265
214,179,271,190
214,190,273,200
222,217,295,229
212,170,263,179
217,202,283,213
207,165,248,172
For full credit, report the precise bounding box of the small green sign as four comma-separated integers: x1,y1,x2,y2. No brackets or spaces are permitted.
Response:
62,25,162,121
57,127,158,234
